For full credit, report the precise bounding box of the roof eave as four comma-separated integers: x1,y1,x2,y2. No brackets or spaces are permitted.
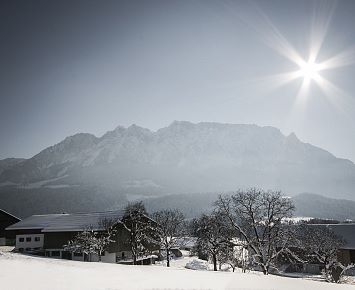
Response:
0,209,21,221
42,228,104,233
5,226,44,231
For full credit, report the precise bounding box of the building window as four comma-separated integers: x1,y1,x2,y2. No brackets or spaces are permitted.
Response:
25,248,31,251
51,251,60,257
18,248,24,252
19,238,24,242
34,237,40,242
26,237,31,242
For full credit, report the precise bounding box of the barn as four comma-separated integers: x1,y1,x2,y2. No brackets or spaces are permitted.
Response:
6,210,157,264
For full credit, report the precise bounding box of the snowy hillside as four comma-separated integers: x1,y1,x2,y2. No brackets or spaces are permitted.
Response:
0,248,353,290
1,121,355,200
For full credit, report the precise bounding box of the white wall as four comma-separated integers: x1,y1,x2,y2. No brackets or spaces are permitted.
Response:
16,234,44,251
72,252,85,261
101,252,116,263
46,250,116,263
87,252,116,263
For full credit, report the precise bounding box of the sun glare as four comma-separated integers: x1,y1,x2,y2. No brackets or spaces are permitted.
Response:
229,1,355,113
297,61,321,81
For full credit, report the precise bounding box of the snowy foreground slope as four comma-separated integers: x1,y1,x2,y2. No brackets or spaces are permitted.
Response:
0,250,354,290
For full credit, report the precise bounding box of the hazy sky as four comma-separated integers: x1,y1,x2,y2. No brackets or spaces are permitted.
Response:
1,0,355,162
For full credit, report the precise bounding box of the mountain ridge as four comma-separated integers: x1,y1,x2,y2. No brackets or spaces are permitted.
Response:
1,121,354,200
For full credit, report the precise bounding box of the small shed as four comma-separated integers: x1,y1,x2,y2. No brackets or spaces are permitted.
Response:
0,209,21,245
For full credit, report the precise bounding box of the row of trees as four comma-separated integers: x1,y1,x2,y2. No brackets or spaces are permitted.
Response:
289,223,354,283
64,188,353,283
63,201,187,266
191,188,353,283
64,218,116,262
190,189,295,274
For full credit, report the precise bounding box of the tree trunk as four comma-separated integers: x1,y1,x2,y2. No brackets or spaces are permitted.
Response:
133,254,137,265
166,248,170,267
331,265,342,283
213,254,217,271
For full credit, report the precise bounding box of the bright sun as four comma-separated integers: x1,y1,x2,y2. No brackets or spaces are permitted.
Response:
297,61,321,81
236,2,355,108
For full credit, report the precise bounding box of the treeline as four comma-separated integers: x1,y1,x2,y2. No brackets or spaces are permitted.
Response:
0,185,127,218
304,218,355,224
65,188,354,283
189,188,354,283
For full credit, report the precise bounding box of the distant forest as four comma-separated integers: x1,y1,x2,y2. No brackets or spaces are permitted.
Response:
2,185,355,222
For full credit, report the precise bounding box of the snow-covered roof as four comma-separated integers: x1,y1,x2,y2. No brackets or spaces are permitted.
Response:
5,214,63,230
175,237,197,248
6,210,124,232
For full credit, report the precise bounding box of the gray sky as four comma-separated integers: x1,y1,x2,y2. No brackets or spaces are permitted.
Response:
1,0,355,162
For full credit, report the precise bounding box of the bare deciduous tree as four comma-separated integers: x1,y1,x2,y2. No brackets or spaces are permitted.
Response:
218,243,249,272
194,213,231,271
96,217,117,260
152,209,186,267
64,227,100,261
64,220,117,262
121,201,158,265
215,188,295,274
294,224,354,283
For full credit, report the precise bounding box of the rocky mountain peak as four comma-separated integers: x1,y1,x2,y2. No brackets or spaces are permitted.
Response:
0,121,354,200
286,132,299,143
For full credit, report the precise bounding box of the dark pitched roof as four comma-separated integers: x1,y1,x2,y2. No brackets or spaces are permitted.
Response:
0,209,21,235
0,209,21,222
326,224,355,250
310,224,355,250
6,210,124,232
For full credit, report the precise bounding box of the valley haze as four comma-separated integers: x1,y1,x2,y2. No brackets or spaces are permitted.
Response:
1,121,354,219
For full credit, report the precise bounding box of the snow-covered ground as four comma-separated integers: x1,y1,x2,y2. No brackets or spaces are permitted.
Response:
0,248,353,290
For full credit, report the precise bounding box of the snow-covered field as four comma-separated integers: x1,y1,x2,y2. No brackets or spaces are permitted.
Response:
0,248,353,290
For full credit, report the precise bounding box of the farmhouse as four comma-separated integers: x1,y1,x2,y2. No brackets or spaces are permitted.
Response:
6,210,157,263
326,224,355,265
284,223,355,274
0,209,21,246
175,237,198,252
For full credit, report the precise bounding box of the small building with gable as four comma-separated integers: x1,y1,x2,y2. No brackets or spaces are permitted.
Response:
0,209,21,246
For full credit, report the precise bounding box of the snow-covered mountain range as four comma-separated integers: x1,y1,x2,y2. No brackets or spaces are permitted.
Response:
1,121,355,200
